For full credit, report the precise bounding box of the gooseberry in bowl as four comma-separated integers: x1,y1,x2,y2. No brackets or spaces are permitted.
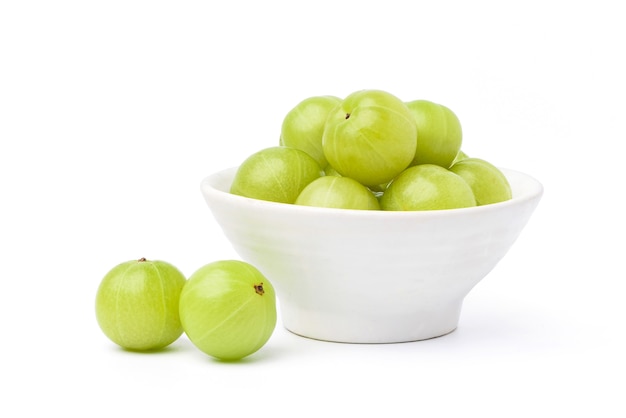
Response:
280,95,342,167
406,99,463,168
230,146,323,204
199,166,543,343
449,157,512,205
380,164,476,211
295,176,380,210
322,89,417,187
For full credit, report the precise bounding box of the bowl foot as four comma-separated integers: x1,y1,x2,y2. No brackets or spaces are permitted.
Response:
280,301,463,344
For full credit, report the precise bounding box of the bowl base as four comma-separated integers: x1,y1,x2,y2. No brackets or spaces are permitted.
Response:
279,301,463,344
284,325,458,344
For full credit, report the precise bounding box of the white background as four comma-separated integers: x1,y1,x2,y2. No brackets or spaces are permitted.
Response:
1,1,624,416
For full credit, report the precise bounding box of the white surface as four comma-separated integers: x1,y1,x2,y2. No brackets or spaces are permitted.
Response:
201,167,542,343
1,1,624,416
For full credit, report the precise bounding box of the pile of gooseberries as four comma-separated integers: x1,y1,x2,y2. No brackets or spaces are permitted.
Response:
231,89,512,211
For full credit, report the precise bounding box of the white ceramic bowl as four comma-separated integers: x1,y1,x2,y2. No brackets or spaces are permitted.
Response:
200,167,543,343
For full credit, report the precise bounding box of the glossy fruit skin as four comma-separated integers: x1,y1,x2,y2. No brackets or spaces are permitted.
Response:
295,175,380,210
322,89,417,187
280,95,342,168
95,258,187,351
179,260,277,361
380,164,476,211
230,146,323,204
406,100,462,168
449,157,512,205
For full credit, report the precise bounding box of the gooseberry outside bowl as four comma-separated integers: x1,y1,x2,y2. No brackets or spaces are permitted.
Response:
200,167,543,344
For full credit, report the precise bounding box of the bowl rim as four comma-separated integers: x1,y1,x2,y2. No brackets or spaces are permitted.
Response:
200,166,543,219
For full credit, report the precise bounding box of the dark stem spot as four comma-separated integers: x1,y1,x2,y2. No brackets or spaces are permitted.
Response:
254,283,265,296
345,113,351,119
138,257,147,262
